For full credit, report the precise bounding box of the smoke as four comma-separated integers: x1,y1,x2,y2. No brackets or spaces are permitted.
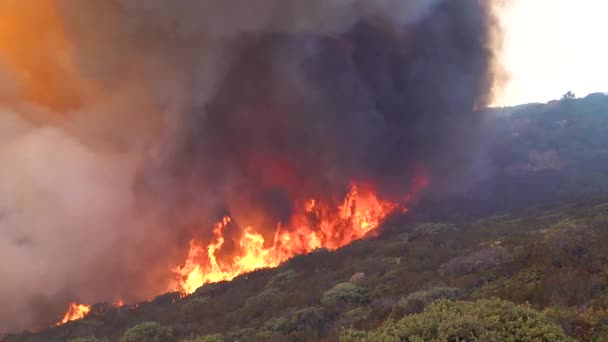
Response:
0,0,502,332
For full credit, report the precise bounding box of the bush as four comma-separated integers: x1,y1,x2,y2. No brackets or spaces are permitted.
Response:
241,287,284,319
265,270,296,290
400,223,456,241
291,306,326,328
180,334,224,342
393,287,461,315
472,268,542,302
438,247,513,277
544,306,608,341
290,306,327,338
225,328,255,341
179,296,209,318
119,322,173,342
256,317,293,340
321,283,368,307
341,299,572,341
68,338,109,342
341,307,372,328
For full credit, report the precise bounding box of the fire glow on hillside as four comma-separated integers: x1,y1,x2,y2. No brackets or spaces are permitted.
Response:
56,303,90,326
173,184,404,295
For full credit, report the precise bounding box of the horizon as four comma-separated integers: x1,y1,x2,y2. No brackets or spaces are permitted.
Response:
495,0,608,106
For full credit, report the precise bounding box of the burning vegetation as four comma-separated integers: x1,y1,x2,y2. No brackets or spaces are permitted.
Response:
174,184,404,295
0,0,502,332
55,303,91,326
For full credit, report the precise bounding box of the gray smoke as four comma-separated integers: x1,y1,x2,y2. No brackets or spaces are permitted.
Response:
0,0,502,332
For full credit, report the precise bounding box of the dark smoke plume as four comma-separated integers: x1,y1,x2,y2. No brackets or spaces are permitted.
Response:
0,0,502,331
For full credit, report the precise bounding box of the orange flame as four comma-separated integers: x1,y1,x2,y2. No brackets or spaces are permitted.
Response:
56,302,91,325
174,184,401,294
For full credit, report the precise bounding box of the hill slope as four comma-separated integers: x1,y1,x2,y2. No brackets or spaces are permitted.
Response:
5,95,608,341
6,198,608,341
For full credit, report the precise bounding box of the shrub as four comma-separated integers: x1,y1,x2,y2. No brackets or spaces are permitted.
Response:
179,296,209,317
321,283,368,307
225,328,255,341
393,287,461,315
290,306,328,338
400,223,456,241
256,317,293,340
119,322,173,342
68,338,109,342
341,307,372,328
472,268,542,301
544,306,608,340
291,306,326,328
342,299,572,341
241,287,284,319
545,220,596,263
438,247,513,277
265,270,296,290
180,334,224,342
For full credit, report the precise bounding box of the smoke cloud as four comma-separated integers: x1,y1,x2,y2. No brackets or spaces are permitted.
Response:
0,0,502,331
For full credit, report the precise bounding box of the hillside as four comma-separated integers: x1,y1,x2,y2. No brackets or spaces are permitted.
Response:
5,94,608,341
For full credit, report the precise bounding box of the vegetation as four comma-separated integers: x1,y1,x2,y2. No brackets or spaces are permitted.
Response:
119,322,173,342
5,95,608,341
341,299,572,341
321,283,369,307
68,338,109,342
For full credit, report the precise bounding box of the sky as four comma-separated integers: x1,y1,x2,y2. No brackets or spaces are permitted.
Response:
495,0,608,106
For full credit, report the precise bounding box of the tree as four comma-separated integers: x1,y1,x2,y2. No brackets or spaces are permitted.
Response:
562,91,576,101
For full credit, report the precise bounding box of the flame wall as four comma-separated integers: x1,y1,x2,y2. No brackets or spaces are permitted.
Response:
0,0,502,332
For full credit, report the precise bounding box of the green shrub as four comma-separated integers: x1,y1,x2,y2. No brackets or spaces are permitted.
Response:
225,328,255,341
341,299,572,341
290,306,327,338
119,322,173,342
544,306,608,341
180,334,224,342
438,247,513,277
393,287,461,315
256,317,293,340
472,268,542,301
265,270,296,290
291,306,326,328
68,337,109,342
241,287,284,319
341,307,372,327
321,283,368,307
180,296,209,317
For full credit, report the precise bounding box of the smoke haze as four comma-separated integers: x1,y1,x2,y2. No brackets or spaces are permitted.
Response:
0,0,502,331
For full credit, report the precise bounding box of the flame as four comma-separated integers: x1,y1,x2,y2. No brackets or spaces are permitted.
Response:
56,302,91,325
174,184,401,294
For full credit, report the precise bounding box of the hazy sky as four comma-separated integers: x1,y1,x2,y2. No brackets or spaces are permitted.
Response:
496,0,608,106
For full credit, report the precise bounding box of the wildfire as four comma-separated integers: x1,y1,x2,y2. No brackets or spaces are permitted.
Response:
56,302,91,326
174,184,401,295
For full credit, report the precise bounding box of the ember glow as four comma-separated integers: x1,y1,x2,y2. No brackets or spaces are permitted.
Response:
56,303,91,326
174,184,401,295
